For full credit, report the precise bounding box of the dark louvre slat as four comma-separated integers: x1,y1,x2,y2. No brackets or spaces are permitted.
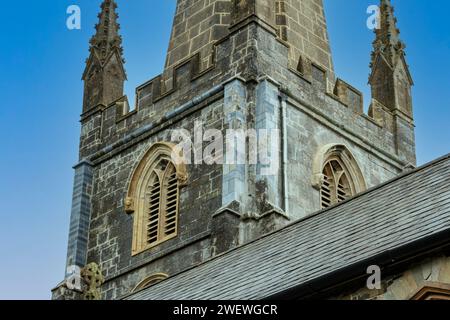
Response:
166,207,176,214
147,222,159,229
166,220,176,228
164,170,178,236
166,207,177,214
167,194,177,201
165,227,176,234
165,221,176,227
147,219,159,226
147,175,162,244
321,190,331,197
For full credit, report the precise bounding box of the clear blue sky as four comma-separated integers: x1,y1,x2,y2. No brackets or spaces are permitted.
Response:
0,0,448,300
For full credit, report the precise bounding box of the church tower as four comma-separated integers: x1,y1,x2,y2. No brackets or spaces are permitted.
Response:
53,0,416,300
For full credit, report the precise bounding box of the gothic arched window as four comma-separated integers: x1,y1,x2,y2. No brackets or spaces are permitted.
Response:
321,158,354,208
312,144,366,209
126,143,187,255
146,159,179,244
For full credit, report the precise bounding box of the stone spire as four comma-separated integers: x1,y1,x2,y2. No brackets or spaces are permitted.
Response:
82,0,126,112
369,0,413,117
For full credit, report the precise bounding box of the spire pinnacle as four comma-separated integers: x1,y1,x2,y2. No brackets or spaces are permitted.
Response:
89,0,124,64
370,0,405,68
368,0,415,163
82,0,126,112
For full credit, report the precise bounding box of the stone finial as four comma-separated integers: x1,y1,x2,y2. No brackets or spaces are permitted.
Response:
370,0,405,68
81,262,105,300
88,0,124,64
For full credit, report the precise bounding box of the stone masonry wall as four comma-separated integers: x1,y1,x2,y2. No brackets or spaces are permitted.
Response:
163,0,335,90
87,99,224,299
164,0,232,87
276,0,335,80
285,102,400,219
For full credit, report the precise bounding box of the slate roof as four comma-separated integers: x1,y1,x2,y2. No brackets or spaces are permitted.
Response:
126,154,450,300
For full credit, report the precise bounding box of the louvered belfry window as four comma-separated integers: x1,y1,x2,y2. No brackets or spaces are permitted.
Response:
321,159,353,209
146,159,179,246
127,143,187,256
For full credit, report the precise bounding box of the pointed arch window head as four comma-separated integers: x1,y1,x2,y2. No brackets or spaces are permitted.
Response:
132,273,169,293
312,144,366,209
126,142,188,256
